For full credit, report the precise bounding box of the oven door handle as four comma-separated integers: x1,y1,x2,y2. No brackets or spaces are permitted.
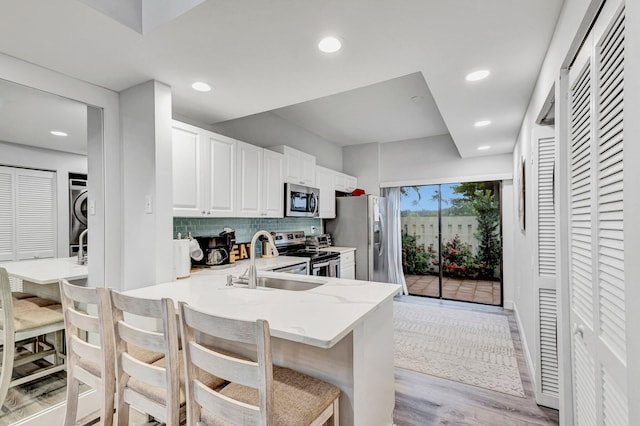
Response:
313,261,330,268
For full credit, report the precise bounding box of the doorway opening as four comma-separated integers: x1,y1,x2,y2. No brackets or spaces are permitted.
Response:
400,181,503,306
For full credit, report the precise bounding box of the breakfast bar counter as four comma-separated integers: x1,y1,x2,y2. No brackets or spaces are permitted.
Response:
1,257,88,301
125,266,401,425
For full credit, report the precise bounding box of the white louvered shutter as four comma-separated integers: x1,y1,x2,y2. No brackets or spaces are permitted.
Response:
15,169,56,260
538,136,556,277
568,2,628,424
538,288,559,398
0,167,15,262
596,7,625,366
532,125,559,409
570,61,594,326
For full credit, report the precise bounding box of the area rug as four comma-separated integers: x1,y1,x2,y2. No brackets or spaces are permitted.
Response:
393,301,525,397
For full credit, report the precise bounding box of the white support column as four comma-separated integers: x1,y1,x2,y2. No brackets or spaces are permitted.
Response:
120,80,174,290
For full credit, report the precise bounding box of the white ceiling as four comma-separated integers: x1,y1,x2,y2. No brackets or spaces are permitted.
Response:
0,79,87,155
0,0,563,158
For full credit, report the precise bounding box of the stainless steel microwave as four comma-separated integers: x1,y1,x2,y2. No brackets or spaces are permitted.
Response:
285,183,320,217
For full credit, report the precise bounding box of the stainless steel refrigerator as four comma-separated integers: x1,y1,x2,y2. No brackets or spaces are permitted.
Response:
326,195,389,282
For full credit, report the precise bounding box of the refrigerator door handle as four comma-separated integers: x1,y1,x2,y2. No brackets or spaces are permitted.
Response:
378,226,384,258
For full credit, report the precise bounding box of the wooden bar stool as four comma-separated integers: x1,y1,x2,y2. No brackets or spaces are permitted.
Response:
179,301,340,426
59,279,115,426
0,267,66,409
109,289,181,425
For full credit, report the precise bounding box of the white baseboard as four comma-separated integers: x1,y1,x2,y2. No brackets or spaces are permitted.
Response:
512,301,537,394
503,299,514,310
13,389,98,426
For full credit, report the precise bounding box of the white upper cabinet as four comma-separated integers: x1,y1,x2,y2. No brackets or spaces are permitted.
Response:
316,166,336,219
172,120,284,218
205,132,236,216
270,145,316,187
236,141,263,217
172,120,236,217
334,172,358,193
262,150,284,217
171,122,204,216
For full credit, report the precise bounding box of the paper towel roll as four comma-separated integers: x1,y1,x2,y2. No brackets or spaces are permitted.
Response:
173,239,191,279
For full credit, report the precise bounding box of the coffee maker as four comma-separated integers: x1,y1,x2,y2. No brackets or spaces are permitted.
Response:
192,229,236,267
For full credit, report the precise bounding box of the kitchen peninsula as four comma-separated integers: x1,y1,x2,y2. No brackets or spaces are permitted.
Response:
125,263,401,425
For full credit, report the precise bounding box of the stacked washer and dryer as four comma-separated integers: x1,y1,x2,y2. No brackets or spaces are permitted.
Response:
69,173,88,257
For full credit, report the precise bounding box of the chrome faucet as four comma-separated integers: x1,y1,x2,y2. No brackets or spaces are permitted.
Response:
77,229,88,265
248,230,279,289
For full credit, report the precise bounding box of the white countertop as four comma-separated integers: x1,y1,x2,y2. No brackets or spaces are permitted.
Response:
320,246,356,254
189,256,310,276
125,259,400,349
0,257,88,284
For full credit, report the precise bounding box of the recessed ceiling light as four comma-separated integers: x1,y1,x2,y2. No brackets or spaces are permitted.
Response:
50,130,68,137
474,120,492,127
478,146,491,151
465,70,490,82
191,81,212,92
318,36,342,53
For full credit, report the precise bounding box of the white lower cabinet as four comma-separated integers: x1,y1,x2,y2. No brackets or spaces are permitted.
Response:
340,249,356,280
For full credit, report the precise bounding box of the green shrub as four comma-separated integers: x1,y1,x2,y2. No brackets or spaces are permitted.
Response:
401,232,433,275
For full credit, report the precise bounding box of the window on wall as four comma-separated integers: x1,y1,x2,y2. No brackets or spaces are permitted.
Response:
400,181,502,306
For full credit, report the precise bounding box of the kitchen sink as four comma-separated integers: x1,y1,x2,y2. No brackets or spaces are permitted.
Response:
234,276,326,291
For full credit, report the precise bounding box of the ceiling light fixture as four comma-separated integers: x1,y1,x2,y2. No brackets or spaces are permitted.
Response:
50,130,68,137
191,81,212,92
474,120,492,127
318,36,342,53
478,146,491,151
465,70,490,82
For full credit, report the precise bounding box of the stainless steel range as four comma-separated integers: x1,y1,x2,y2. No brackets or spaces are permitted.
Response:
271,231,341,277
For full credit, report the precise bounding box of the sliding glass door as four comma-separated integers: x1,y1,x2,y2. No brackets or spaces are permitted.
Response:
400,181,502,306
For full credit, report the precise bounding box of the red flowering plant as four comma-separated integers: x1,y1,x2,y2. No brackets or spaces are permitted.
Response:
401,231,435,275
436,234,485,278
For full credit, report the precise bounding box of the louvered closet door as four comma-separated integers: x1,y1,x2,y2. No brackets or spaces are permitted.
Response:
568,1,628,424
532,125,559,409
15,169,56,260
0,167,16,262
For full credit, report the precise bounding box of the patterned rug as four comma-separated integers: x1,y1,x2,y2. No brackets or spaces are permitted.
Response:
393,301,525,397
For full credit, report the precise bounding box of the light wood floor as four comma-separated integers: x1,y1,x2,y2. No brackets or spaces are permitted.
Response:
393,295,559,425
405,274,502,305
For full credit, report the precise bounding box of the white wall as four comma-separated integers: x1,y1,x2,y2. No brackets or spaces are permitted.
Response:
0,141,87,257
378,134,512,187
343,143,381,195
509,0,640,422
0,51,121,288
209,111,343,170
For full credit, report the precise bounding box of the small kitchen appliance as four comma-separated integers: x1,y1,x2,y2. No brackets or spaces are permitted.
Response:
191,229,236,267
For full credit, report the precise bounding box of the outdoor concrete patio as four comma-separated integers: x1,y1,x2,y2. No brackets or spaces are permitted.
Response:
404,274,501,305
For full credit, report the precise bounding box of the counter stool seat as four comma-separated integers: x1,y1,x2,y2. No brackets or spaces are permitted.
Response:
0,268,66,410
